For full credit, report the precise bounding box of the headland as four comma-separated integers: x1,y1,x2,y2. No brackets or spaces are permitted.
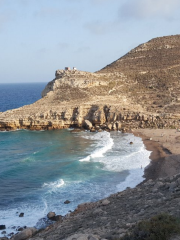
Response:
1,35,180,132
1,34,180,240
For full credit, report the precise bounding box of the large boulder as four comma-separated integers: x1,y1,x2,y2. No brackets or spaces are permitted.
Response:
19,213,24,217
107,123,112,130
13,227,37,240
47,212,62,221
84,120,93,130
0,225,6,230
47,211,55,219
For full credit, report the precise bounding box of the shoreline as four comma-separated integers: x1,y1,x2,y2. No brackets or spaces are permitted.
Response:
133,129,180,181
2,128,180,239
22,128,180,240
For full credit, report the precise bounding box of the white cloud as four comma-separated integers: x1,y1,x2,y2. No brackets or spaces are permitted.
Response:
119,0,180,20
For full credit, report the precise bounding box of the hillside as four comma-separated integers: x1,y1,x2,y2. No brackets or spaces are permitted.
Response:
98,35,180,114
2,35,180,240
1,35,180,131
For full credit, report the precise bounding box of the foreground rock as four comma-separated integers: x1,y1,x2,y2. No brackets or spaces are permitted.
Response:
47,212,63,222
12,228,37,240
66,234,99,240
0,226,6,230
29,173,180,240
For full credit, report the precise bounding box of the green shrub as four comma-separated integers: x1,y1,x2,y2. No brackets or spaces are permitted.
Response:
120,213,180,240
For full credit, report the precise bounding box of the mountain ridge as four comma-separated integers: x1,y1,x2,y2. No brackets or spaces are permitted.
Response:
1,34,180,131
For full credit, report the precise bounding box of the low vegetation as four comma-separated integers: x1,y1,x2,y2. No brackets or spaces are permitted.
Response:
120,213,180,240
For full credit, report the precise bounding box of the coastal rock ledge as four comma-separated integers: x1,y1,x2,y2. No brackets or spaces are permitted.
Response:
1,34,180,130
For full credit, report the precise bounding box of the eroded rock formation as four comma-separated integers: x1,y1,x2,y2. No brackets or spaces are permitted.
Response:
1,35,180,131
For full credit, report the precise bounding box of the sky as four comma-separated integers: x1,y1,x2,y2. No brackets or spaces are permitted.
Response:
0,0,180,83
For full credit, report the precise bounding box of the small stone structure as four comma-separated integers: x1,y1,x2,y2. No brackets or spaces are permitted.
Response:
64,67,77,71
65,67,71,71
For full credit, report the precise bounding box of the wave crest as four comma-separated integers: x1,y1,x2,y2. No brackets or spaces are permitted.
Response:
42,179,65,188
79,131,114,162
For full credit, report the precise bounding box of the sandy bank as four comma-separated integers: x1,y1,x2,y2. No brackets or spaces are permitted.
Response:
133,129,180,180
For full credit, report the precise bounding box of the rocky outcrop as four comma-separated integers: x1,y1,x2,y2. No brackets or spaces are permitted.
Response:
28,173,180,240
42,70,108,98
12,227,37,240
1,35,180,131
1,102,180,131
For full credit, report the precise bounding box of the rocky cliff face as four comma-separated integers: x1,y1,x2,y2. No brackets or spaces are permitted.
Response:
1,35,180,131
41,70,108,98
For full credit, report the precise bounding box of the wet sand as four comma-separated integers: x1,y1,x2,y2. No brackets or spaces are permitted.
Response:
133,129,180,181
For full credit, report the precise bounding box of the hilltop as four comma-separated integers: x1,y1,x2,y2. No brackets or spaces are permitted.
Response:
98,35,180,114
1,35,180,131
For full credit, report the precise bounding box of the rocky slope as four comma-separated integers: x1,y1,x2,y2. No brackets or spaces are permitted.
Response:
13,173,180,240
1,35,180,131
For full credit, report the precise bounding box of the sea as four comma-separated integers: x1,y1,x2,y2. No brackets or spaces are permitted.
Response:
0,83,151,238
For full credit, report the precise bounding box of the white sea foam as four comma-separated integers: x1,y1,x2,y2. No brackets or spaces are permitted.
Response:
117,147,150,186
111,133,151,191
22,156,35,162
0,131,151,239
67,128,74,131
0,205,46,238
79,131,114,162
0,179,65,238
33,151,39,155
80,131,151,191
42,179,65,189
0,129,20,132
101,145,150,172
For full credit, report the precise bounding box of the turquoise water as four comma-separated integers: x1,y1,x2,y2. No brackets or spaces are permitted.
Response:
0,83,151,237
0,129,150,237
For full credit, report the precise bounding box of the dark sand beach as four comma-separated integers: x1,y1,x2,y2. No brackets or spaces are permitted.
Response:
133,129,180,181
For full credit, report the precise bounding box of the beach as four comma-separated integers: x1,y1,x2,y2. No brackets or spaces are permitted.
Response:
0,129,151,238
133,129,180,181
2,128,180,240
26,128,180,240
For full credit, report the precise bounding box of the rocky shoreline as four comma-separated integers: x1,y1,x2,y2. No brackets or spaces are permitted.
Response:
2,34,180,239
1,128,180,240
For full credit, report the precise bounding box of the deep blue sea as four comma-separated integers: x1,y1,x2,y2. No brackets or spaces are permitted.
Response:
0,83,47,112
0,83,151,238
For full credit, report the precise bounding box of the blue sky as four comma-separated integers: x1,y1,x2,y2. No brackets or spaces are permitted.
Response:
0,0,180,83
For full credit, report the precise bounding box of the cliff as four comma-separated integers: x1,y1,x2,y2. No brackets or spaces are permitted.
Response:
1,35,180,131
